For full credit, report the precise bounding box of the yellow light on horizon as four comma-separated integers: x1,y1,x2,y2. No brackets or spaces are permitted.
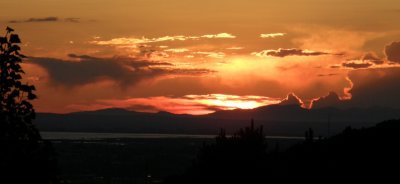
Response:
188,94,281,111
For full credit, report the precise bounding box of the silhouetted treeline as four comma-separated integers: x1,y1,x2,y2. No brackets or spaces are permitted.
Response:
165,119,400,183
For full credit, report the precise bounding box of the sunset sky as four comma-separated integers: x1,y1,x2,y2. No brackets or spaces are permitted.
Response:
2,0,400,114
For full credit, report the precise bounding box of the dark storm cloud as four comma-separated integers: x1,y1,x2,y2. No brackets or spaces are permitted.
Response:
384,42,400,63
346,67,400,109
29,54,213,87
9,17,81,23
310,66,400,110
342,62,373,69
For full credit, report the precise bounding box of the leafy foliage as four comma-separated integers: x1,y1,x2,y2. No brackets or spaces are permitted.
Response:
0,27,57,183
0,27,39,141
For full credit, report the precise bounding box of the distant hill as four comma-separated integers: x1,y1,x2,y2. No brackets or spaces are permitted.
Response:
165,119,400,183
35,104,400,136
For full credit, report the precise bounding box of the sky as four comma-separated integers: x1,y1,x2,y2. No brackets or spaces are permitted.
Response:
1,0,400,114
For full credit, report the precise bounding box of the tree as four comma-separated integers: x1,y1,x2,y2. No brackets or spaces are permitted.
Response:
167,119,268,184
0,27,57,183
0,26,39,141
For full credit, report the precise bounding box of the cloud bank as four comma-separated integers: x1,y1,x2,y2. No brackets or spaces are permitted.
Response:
29,54,213,87
346,67,400,109
385,42,400,63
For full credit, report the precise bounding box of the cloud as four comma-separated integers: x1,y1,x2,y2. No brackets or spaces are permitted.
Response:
29,54,213,87
226,47,244,50
362,52,384,65
330,53,381,70
194,51,226,58
92,36,198,46
346,67,400,109
136,46,170,59
251,48,329,57
9,17,81,23
93,36,196,47
342,61,373,69
340,52,386,69
164,48,190,53
317,73,338,77
75,94,280,115
260,33,286,38
81,64,400,114
64,17,80,23
92,33,236,46
384,42,400,63
330,65,341,69
201,33,236,39
25,17,58,22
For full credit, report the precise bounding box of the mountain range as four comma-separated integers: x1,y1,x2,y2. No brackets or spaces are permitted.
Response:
35,102,400,137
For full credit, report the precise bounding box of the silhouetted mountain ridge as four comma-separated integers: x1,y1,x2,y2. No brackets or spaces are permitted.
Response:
69,108,136,116
209,104,306,120
35,104,400,136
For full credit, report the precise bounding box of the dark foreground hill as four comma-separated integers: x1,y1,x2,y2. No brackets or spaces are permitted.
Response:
35,104,400,136
164,119,400,183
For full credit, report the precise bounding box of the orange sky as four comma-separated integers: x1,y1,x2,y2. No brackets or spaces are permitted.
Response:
1,0,400,114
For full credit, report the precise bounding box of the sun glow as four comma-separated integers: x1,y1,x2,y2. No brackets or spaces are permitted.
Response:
71,94,282,115
186,94,281,110
199,99,263,110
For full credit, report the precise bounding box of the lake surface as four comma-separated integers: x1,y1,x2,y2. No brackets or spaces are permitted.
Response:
41,131,304,140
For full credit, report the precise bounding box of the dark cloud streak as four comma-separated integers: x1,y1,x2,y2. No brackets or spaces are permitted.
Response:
64,18,80,23
317,73,338,77
9,17,81,23
252,48,337,58
29,54,213,87
342,62,372,69
265,48,329,57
